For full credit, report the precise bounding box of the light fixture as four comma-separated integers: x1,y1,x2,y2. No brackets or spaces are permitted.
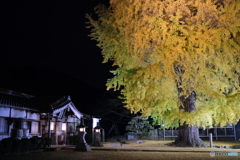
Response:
62,123,66,131
77,119,86,132
50,122,55,130
93,122,103,147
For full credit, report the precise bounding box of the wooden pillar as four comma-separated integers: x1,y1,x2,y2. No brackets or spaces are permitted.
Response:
54,121,57,145
48,113,51,139
101,129,105,142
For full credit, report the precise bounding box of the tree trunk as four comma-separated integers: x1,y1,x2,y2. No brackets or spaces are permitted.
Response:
173,124,207,147
174,91,207,147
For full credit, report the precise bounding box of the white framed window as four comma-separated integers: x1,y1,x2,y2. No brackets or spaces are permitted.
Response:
31,121,39,133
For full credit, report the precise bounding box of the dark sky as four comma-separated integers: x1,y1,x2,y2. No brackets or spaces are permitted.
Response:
2,0,112,89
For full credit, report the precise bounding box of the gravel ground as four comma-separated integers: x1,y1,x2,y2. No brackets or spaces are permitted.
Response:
2,148,240,160
2,140,240,160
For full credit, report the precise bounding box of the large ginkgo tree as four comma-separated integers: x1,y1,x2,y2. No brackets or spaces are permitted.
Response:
86,0,240,146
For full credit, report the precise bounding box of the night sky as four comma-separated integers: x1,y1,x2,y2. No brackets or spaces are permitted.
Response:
1,1,135,131
2,0,112,89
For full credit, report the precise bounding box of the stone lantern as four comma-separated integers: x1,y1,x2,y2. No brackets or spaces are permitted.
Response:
92,122,103,147
74,118,91,151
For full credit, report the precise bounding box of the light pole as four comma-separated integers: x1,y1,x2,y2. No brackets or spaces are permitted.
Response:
74,118,91,151
92,122,103,147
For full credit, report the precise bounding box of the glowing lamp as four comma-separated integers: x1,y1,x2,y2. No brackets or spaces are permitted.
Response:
79,127,85,132
50,122,55,130
62,123,66,131
77,118,86,133
94,122,101,133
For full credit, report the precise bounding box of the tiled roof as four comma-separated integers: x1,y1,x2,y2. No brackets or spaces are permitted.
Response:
0,89,38,110
50,96,72,110
31,96,67,112
0,88,72,112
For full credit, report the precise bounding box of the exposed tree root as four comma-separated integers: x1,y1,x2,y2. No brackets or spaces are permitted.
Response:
172,124,208,147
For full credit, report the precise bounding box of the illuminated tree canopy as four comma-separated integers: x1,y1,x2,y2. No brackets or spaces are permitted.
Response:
87,0,240,129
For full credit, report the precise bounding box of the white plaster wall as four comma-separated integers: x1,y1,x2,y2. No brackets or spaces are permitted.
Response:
67,117,80,123
31,121,39,133
27,112,40,120
0,135,9,141
0,107,10,117
11,109,26,118
0,124,14,140
93,118,100,128
56,121,62,131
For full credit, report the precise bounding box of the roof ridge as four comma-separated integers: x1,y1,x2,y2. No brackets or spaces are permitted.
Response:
0,88,35,98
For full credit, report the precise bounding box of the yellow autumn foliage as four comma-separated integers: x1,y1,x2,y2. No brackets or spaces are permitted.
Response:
87,0,240,128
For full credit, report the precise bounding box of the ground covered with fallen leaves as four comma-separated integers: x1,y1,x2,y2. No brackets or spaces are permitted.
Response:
2,149,240,160
2,140,240,160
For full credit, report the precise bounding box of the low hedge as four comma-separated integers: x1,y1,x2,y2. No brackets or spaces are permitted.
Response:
21,138,31,154
0,137,52,156
44,138,52,147
1,138,12,155
37,137,46,149
12,139,22,155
